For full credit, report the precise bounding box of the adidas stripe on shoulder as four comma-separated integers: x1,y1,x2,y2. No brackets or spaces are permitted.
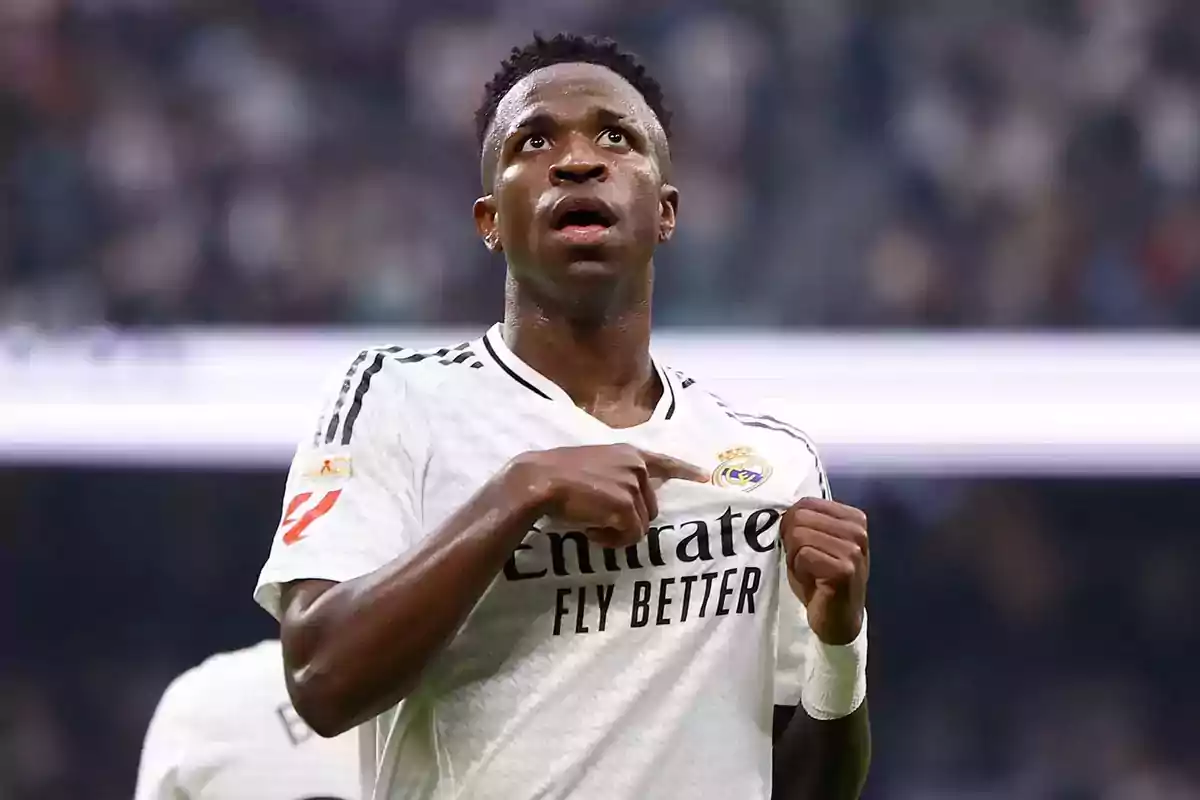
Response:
314,342,483,447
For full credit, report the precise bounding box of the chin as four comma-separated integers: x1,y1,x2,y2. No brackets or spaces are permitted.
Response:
511,248,647,315
562,256,626,281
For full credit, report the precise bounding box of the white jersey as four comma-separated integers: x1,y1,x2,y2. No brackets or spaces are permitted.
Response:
134,640,360,800
254,323,830,800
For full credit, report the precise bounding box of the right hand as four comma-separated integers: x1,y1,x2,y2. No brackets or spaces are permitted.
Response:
506,444,709,547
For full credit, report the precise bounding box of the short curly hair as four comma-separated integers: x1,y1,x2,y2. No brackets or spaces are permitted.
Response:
475,33,672,146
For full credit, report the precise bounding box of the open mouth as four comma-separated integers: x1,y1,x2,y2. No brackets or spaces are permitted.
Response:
551,200,617,230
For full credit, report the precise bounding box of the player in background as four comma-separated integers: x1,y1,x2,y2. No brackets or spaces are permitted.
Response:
134,639,359,800
255,34,870,799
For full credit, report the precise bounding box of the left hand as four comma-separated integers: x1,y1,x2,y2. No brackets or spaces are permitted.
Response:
781,497,869,645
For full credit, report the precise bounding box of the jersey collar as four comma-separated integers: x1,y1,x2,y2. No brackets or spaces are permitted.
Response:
481,323,678,422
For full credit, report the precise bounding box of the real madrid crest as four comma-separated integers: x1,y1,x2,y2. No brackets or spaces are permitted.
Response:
712,446,773,492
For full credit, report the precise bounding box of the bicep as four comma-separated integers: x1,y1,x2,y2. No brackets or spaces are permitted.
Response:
280,579,339,623
278,579,338,658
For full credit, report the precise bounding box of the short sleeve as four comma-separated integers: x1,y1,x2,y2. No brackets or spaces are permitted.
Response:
134,671,202,800
254,351,425,620
774,439,829,706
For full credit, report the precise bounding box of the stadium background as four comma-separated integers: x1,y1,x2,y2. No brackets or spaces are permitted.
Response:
2,0,1199,798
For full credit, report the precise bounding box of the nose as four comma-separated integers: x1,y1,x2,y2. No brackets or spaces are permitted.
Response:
550,139,608,185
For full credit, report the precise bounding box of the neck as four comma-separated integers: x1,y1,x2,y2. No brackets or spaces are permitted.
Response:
502,273,657,413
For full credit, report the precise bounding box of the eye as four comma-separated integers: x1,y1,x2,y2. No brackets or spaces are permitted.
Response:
598,129,629,148
520,134,550,153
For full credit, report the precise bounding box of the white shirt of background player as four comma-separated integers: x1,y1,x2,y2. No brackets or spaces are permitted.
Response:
134,639,360,800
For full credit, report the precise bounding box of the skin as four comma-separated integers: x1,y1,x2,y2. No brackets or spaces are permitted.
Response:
278,61,869,799
473,62,677,422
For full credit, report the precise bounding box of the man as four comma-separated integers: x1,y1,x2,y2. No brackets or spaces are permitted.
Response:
254,33,870,800
134,640,359,800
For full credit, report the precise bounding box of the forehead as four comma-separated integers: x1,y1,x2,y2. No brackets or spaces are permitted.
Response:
492,62,656,133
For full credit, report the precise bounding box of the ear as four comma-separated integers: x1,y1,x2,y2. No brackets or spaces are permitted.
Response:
473,195,503,253
658,184,679,243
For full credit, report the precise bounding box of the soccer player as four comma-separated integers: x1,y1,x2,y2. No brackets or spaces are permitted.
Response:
134,639,359,800
254,33,871,800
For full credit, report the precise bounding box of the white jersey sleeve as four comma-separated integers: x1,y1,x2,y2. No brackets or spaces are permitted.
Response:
773,436,830,707
254,350,427,620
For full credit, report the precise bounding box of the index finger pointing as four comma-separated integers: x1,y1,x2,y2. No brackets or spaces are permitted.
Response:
638,449,710,483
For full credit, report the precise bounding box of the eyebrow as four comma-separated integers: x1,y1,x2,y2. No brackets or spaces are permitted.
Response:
506,107,636,139
507,111,557,137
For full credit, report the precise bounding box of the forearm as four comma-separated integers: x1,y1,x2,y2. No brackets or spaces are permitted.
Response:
772,608,871,800
281,469,545,736
772,701,870,800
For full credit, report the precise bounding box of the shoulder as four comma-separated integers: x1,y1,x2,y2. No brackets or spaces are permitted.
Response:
319,339,485,404
189,639,284,686
152,641,284,730
670,365,821,452
160,640,283,705
309,338,487,447
668,365,829,496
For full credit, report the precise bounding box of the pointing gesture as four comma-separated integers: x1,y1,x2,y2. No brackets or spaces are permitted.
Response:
508,444,708,548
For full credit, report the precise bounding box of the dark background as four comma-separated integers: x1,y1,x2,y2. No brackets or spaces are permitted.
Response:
4,468,1197,798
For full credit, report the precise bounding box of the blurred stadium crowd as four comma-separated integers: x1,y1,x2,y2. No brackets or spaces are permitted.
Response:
3,1,1200,799
4,0,1200,327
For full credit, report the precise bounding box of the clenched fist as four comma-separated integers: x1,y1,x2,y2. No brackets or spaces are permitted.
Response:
781,497,869,645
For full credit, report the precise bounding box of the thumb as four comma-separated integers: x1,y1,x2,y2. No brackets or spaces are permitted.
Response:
638,449,710,483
